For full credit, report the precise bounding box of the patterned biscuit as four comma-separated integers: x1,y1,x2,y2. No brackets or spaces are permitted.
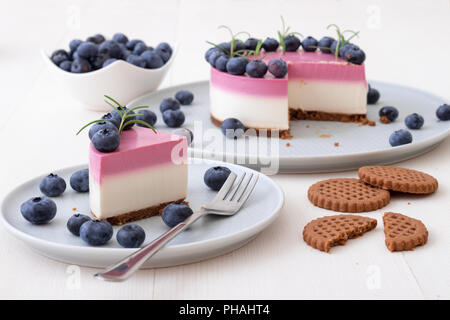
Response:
303,215,377,252
383,212,428,252
308,178,390,213
358,166,438,194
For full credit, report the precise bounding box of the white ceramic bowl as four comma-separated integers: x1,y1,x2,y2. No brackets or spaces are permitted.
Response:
42,44,176,111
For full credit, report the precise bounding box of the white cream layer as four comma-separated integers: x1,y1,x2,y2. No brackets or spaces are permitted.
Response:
210,85,289,130
288,80,367,115
90,163,187,219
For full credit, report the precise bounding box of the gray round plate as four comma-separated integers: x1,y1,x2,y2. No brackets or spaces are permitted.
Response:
128,80,450,173
0,159,283,268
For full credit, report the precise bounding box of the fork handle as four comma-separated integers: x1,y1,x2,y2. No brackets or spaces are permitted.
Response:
94,211,204,282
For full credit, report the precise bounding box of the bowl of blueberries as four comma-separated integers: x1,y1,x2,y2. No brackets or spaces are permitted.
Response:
43,33,175,111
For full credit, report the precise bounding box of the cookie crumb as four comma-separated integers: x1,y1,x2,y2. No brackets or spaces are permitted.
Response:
334,142,339,147
280,130,293,140
286,142,291,147
72,208,77,211
368,120,376,126
361,118,369,125
380,116,391,124
319,134,331,138
408,202,411,205
306,125,310,128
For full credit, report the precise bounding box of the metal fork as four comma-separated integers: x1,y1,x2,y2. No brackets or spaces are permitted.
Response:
94,172,258,282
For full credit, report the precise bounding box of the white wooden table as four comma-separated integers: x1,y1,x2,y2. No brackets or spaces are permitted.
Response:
0,0,449,299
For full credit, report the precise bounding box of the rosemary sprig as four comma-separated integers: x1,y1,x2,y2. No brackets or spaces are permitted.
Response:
277,16,303,54
77,95,156,136
246,39,273,61
327,24,360,58
206,26,251,58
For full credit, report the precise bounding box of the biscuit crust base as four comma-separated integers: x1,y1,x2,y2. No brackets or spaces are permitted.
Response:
92,198,185,225
289,108,367,122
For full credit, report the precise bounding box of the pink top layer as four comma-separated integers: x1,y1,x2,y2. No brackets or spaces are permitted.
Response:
211,67,287,97
267,51,366,82
211,51,366,96
89,127,187,184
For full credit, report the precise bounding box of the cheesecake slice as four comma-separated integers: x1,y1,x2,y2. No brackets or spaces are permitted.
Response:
89,126,188,225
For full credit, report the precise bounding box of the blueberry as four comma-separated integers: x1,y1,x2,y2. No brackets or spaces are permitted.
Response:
59,60,72,72
344,47,366,65
389,129,413,147
436,104,450,121
284,35,301,52
140,50,164,69
173,128,194,145
339,43,358,58
39,173,66,197
98,40,122,59
80,220,113,246
175,90,194,105
204,166,231,191
112,33,129,44
156,42,172,55
69,39,83,53
67,213,91,236
155,47,172,63
245,38,260,51
94,34,105,44
136,109,157,127
205,47,221,62
103,58,118,68
101,111,122,128
268,58,288,78
119,43,132,59
117,224,146,248
160,98,181,113
208,50,225,67
114,107,136,130
86,36,97,44
226,57,248,76
126,39,144,50
76,42,98,59
126,54,146,68
220,118,245,139
91,53,110,70
133,42,148,56
367,85,380,104
218,42,231,53
232,40,246,52
405,113,424,130
317,36,335,54
246,60,268,78
215,55,229,72
87,34,105,44
301,36,318,52
161,203,193,228
70,169,89,192
262,37,279,52
88,121,118,139
221,40,245,53
379,106,399,122
51,49,69,65
91,128,120,152
20,197,57,224
162,109,185,128
70,58,91,73
330,40,339,54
